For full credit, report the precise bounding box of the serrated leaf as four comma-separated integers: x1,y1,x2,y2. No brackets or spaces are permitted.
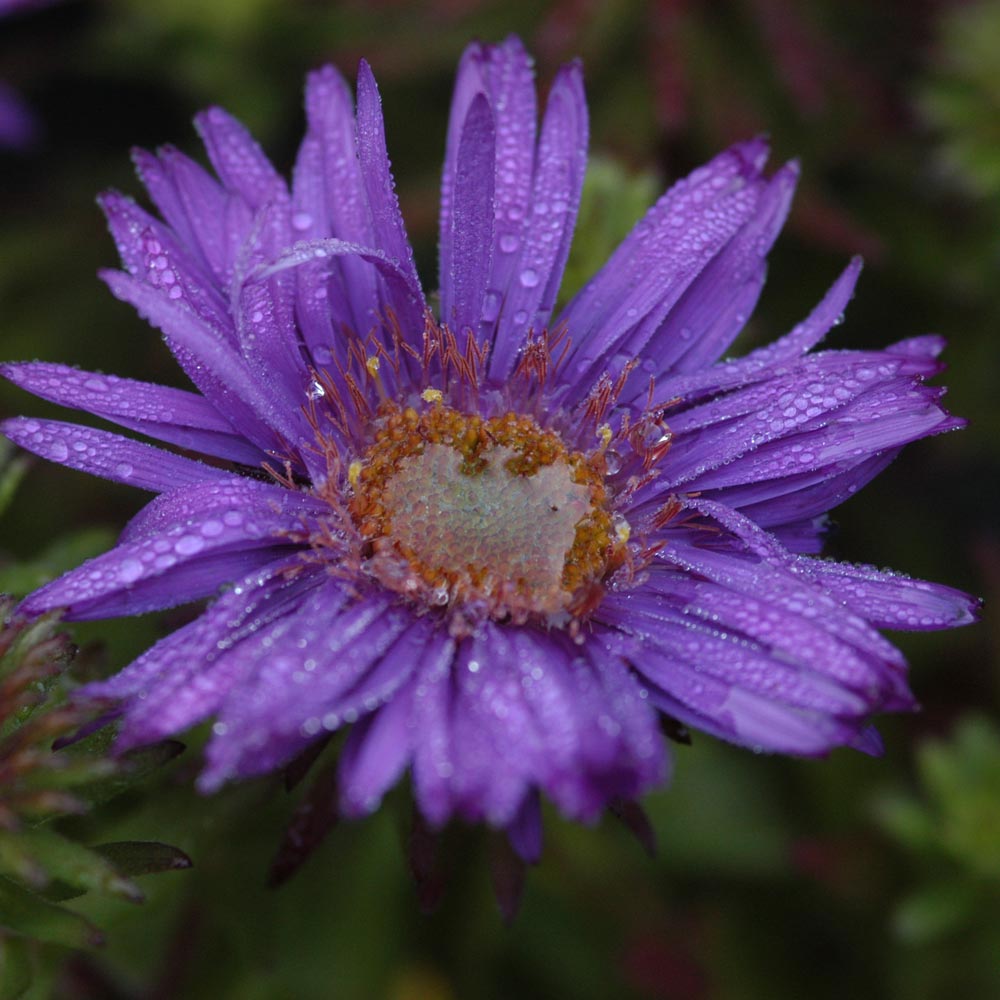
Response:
0,876,103,949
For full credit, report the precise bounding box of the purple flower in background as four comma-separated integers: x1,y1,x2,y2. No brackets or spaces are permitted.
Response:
0,81,38,150
1,37,977,856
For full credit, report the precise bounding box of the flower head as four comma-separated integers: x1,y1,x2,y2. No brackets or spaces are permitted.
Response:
1,37,977,856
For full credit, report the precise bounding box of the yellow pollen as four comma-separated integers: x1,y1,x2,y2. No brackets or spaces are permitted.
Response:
348,460,363,489
597,423,613,448
346,404,624,623
420,387,443,405
365,355,381,377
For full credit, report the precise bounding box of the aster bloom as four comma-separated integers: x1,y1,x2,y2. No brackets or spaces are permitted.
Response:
2,37,977,856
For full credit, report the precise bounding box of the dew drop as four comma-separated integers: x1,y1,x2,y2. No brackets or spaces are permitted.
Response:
49,439,69,461
115,462,134,479
119,558,144,584
499,233,520,254
291,211,313,231
519,267,539,288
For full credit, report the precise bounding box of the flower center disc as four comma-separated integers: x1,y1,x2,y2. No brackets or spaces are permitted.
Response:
348,404,621,625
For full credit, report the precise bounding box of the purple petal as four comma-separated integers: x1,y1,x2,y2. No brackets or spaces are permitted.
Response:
440,39,538,348
488,61,588,380
1,362,266,465
80,558,322,748
101,270,301,448
193,106,287,211
0,81,38,150
200,591,420,788
354,61,427,326
439,93,496,335
557,139,769,396
796,558,980,631
641,161,798,379
1,416,231,491
98,191,235,339
293,65,379,336
654,257,864,404
19,477,317,620
505,790,543,864
132,145,255,287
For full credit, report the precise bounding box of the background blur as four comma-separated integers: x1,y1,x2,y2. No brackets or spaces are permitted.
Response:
0,1,997,997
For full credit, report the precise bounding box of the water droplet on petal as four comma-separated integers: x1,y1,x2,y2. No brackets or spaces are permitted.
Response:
519,267,539,288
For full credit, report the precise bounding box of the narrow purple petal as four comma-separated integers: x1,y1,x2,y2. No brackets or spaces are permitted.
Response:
1,417,230,491
354,61,427,324
81,559,322,748
796,558,980,631
200,590,414,788
98,190,235,339
439,93,496,335
640,161,799,379
557,139,770,395
19,477,317,620
132,145,255,287
101,270,301,448
0,81,38,150
193,106,287,211
505,790,543,864
1,362,265,465
488,61,588,381
293,65,379,337
654,257,864,405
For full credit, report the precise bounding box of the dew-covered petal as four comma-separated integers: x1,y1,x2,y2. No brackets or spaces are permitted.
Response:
292,65,380,338
101,269,301,448
412,625,666,827
1,416,231,491
199,589,415,788
132,145,256,288
640,355,960,508
1,362,266,465
336,624,453,818
354,61,427,327
79,557,323,748
255,237,426,360
794,557,980,631
99,190,235,339
557,139,770,397
653,258,864,405
193,106,288,212
18,477,316,620
440,39,538,347
117,475,326,544
601,574,899,716
439,93,496,335
638,161,798,381
487,61,588,381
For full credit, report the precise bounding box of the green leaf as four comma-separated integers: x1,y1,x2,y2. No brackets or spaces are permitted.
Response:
893,880,981,944
70,740,185,808
91,841,193,879
0,933,33,1000
0,442,30,523
9,830,142,904
0,876,103,949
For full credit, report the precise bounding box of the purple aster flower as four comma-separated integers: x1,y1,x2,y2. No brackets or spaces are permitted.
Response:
1,37,977,858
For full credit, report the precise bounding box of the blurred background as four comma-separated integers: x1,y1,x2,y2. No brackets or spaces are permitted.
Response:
0,1,997,997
